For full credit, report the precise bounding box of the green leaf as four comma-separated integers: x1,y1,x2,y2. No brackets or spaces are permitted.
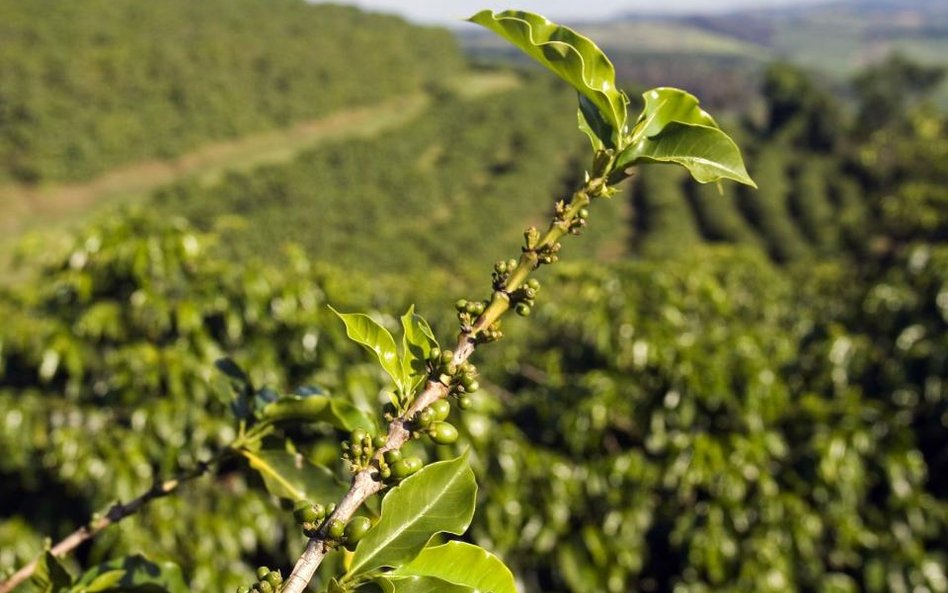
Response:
330,306,405,393
31,552,72,593
630,87,718,143
390,541,518,593
578,94,615,151
375,576,473,593
71,555,187,593
612,122,756,187
346,453,477,578
241,449,346,502
79,570,126,592
322,399,377,433
259,393,330,424
400,306,438,394
468,10,627,137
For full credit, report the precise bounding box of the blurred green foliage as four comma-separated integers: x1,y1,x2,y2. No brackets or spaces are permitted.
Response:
0,7,946,593
150,77,628,286
0,0,461,183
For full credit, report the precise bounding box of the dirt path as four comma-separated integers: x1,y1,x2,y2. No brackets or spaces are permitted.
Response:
0,70,521,287
0,95,429,237
0,71,521,240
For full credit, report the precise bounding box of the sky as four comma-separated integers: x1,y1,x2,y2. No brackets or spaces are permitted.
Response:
311,0,836,25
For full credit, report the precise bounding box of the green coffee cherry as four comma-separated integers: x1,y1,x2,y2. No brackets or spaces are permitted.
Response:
327,518,346,540
256,567,270,581
294,504,319,524
515,303,531,317
379,466,392,480
455,299,468,311
257,581,274,593
302,522,319,537
264,570,283,588
527,278,540,291
429,347,442,362
430,399,451,422
417,407,435,428
458,395,473,410
373,435,387,449
429,422,459,445
350,429,367,444
345,516,371,544
391,457,423,479
237,587,250,593
383,449,402,464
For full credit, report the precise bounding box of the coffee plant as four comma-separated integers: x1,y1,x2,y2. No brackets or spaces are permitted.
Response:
0,9,759,593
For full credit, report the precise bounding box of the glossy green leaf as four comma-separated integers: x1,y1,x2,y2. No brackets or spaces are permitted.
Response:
241,449,346,502
31,552,72,593
259,393,330,424
613,122,756,187
346,453,477,578
468,10,627,136
71,554,188,593
400,306,438,394
79,569,126,592
330,306,405,393
630,87,718,143
391,541,518,593
322,399,377,433
376,576,473,593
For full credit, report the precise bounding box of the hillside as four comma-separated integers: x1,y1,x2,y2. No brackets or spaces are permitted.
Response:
0,0,461,183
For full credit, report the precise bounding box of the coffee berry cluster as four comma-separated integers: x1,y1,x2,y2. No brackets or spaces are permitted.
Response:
236,566,282,593
341,428,387,471
426,347,478,410
292,499,371,551
454,298,501,341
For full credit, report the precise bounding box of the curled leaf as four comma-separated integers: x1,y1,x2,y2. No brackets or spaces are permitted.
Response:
468,10,627,140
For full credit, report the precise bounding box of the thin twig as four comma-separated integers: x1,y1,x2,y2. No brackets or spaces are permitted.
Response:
282,174,607,593
0,459,216,593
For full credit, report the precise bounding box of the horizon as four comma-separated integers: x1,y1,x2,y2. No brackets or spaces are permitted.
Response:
310,0,843,26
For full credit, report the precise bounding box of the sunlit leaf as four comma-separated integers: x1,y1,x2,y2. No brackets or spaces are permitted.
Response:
613,122,756,187
468,10,627,139
375,576,473,593
630,87,718,142
400,306,438,394
241,449,346,502
345,453,476,578
390,541,518,593
330,306,405,393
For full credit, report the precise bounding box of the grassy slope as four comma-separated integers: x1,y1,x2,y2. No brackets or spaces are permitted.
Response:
0,71,521,280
